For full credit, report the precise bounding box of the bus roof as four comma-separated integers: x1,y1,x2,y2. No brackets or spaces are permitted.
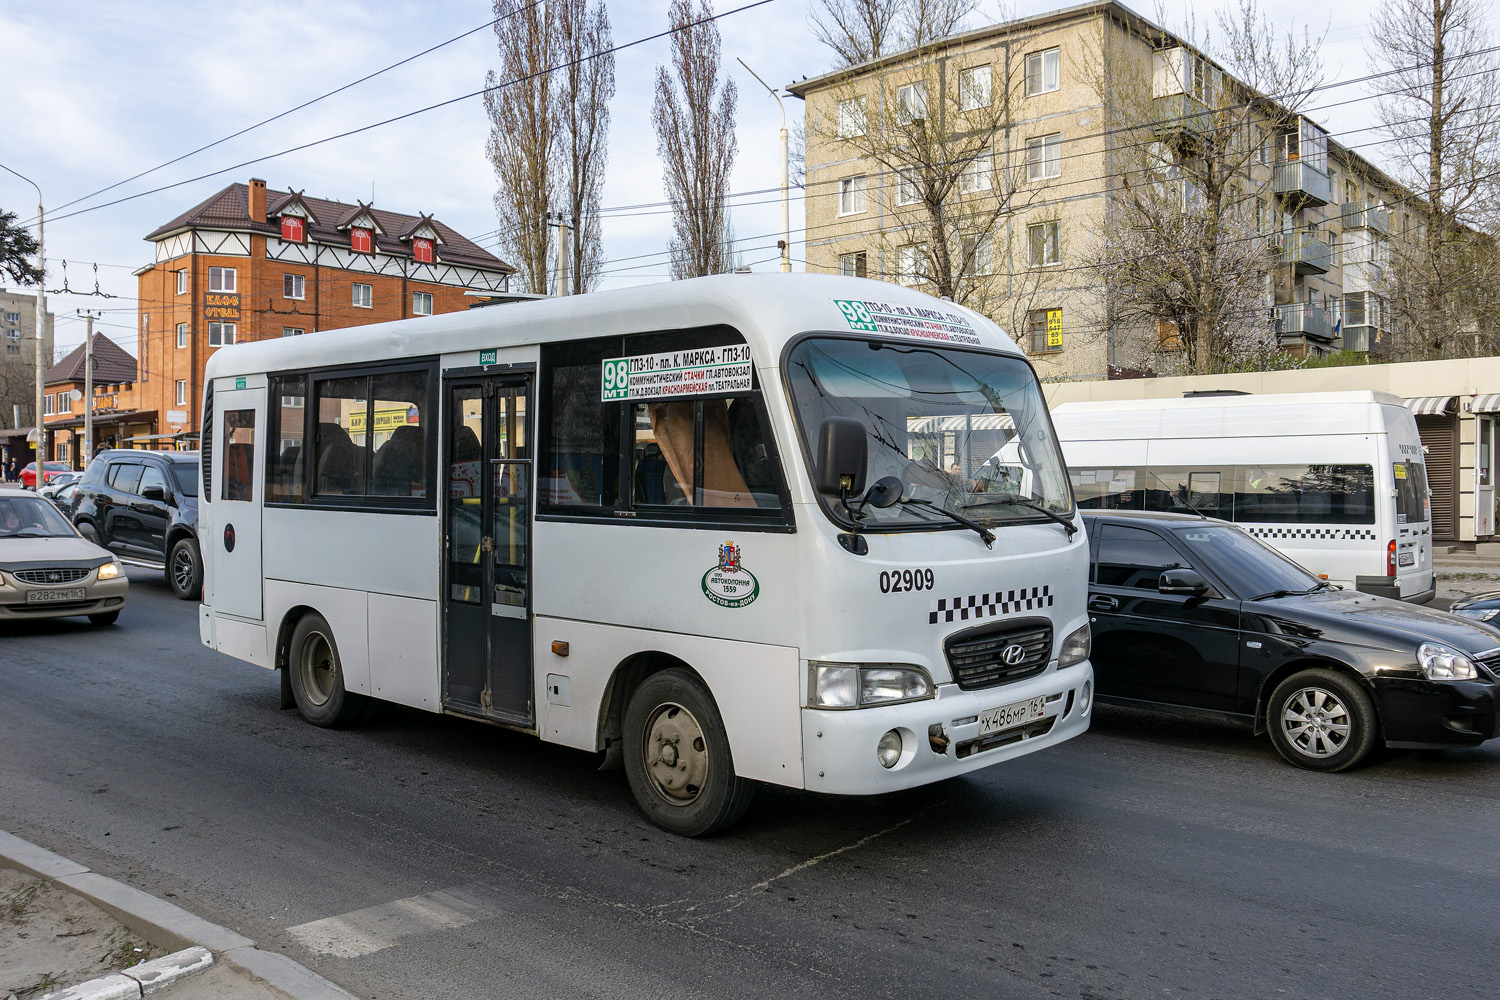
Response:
202,273,1022,381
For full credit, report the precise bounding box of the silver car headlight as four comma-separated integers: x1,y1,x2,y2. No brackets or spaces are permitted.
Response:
1417,642,1478,681
808,662,934,709
97,562,123,581
1058,623,1091,668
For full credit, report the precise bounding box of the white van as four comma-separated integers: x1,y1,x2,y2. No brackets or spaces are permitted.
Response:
1053,391,1435,603
197,274,1093,835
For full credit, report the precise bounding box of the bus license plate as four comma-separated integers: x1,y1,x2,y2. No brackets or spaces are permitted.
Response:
979,696,1046,735
26,588,86,604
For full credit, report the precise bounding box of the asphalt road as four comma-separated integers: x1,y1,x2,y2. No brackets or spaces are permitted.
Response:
3,569,1498,1000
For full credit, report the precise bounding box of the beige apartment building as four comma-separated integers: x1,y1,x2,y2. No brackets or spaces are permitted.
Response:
0,287,55,468
790,0,1413,380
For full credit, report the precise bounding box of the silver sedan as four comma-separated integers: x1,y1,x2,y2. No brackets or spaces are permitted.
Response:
0,486,128,626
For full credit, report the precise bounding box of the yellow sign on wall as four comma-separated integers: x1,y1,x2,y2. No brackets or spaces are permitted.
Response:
348,405,419,435
1045,309,1063,349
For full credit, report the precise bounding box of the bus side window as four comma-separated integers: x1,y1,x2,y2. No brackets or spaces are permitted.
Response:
268,375,306,503
222,409,255,502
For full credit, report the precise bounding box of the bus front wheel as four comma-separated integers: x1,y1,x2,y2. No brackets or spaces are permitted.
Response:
288,613,368,728
623,668,755,836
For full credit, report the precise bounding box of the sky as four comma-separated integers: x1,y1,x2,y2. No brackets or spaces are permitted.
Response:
0,0,1444,361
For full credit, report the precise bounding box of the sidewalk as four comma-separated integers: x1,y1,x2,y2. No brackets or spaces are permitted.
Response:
1,830,353,1000
1434,552,1500,604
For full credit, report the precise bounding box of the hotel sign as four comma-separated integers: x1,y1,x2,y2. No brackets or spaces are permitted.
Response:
205,293,241,321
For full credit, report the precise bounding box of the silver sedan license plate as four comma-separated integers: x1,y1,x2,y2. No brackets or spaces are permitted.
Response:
26,587,86,604
979,696,1046,735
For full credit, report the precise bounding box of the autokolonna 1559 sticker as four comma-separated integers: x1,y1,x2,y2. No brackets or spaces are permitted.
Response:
702,541,759,608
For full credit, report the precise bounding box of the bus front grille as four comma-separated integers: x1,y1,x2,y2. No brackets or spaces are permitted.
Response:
944,619,1052,691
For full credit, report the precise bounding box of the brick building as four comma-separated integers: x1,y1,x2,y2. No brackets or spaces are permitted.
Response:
41,332,147,468
134,178,513,442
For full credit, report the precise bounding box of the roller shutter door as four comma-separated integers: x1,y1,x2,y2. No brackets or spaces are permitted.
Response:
1417,415,1457,540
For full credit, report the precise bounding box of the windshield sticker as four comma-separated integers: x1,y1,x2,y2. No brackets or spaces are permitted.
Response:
602,345,753,402
834,299,984,347
702,541,759,608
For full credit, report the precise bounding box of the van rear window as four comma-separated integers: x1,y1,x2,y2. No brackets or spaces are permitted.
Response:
1072,464,1376,525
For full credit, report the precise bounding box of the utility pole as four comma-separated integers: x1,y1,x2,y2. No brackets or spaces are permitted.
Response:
79,310,96,468
0,163,45,467
550,212,573,296
737,59,790,273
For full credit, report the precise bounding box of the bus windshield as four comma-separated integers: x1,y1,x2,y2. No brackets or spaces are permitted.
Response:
785,337,1073,529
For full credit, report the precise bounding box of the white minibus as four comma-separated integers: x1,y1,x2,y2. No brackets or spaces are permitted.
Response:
1052,391,1435,603
198,274,1093,835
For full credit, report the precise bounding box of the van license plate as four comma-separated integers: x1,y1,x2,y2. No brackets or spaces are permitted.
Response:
26,588,86,604
1399,552,1415,567
979,696,1047,735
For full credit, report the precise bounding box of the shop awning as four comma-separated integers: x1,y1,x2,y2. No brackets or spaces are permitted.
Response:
1405,396,1456,416
1471,393,1500,414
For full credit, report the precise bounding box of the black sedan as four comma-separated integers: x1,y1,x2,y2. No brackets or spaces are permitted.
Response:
1084,510,1500,771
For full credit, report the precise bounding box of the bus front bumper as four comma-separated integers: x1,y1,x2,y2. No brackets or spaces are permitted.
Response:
801,661,1093,795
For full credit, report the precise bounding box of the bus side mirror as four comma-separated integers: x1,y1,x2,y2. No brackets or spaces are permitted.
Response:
816,417,867,497
1159,568,1209,596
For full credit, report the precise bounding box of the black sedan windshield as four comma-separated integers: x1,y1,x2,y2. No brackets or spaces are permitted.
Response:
785,337,1073,529
0,495,77,538
1174,523,1321,599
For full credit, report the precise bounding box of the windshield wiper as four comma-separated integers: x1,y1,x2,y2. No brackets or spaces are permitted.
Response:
9,530,57,538
899,498,995,548
962,494,1078,538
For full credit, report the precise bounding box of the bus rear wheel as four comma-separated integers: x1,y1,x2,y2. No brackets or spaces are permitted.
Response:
288,613,367,728
623,668,755,836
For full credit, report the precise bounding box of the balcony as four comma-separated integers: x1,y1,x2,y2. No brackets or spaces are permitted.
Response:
1277,230,1332,274
1342,200,1390,235
1276,303,1334,343
1273,160,1332,207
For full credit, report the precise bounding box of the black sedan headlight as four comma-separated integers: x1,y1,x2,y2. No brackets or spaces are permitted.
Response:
1417,642,1479,681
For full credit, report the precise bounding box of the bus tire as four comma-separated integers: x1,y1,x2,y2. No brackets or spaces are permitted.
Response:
288,612,367,728
1266,668,1378,772
623,668,755,836
168,537,202,601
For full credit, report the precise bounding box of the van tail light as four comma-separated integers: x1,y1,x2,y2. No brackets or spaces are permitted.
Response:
1387,539,1397,577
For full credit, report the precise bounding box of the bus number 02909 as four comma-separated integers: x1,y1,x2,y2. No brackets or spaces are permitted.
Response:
880,569,935,593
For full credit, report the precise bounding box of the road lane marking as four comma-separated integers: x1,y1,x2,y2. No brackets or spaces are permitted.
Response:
285,888,493,959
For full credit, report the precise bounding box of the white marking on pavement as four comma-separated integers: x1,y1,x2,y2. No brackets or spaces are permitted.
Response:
285,888,493,959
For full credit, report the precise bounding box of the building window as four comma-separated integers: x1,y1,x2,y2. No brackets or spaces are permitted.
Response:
839,251,867,278
208,267,236,292
1028,221,1060,266
412,291,434,316
1025,47,1061,96
3,311,18,323
42,394,53,416
5,328,18,341
963,234,994,275
896,245,925,286
283,273,305,299
896,171,920,206
837,97,867,138
175,270,188,295
208,322,236,347
959,154,993,195
897,82,927,123
959,66,991,111
838,176,867,216
280,215,306,243
283,327,305,337
176,323,188,349
1026,133,1063,181
350,227,373,254
352,282,373,308
412,237,434,263
1028,308,1063,353
175,380,188,406
5,345,16,355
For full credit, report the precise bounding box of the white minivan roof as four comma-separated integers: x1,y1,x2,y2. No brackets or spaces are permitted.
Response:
1052,390,1406,414
1052,390,1412,442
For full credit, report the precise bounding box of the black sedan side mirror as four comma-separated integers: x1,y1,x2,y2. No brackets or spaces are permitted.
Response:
1159,567,1209,596
141,485,167,502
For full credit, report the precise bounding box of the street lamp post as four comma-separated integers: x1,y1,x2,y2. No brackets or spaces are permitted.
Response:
737,59,791,273
0,163,45,470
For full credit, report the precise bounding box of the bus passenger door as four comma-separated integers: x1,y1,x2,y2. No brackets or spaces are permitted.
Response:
212,387,265,620
443,376,534,726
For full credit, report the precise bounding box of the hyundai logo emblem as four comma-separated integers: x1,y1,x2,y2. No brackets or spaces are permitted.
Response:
1001,643,1026,666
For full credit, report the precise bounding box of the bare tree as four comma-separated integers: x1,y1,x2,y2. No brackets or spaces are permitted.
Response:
653,0,738,279
557,0,615,293
809,0,900,67
1083,0,1325,374
486,0,558,295
900,0,977,48
1367,0,1500,358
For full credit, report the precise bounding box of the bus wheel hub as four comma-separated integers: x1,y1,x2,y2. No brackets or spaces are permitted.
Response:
645,703,708,804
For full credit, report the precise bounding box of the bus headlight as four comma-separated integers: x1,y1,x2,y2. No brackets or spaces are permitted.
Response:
808,662,934,709
1417,642,1478,681
97,562,122,581
1057,624,1091,668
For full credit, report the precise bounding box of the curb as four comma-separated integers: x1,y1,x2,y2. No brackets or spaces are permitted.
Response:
40,947,214,1000
0,829,357,1000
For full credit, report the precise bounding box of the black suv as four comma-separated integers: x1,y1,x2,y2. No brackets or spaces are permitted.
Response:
73,450,202,600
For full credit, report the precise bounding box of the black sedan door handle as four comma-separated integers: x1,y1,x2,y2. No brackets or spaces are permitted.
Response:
1088,594,1119,612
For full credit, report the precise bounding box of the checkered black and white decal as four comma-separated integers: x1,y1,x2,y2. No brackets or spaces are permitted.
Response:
1243,526,1377,541
929,586,1054,624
